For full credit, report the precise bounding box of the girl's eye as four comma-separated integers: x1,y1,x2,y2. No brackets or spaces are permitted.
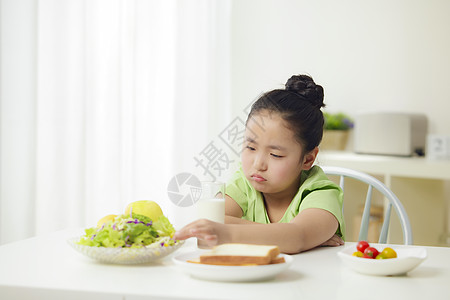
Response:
246,146,255,151
271,153,283,158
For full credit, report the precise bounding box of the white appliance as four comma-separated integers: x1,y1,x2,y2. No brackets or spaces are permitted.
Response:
354,112,428,156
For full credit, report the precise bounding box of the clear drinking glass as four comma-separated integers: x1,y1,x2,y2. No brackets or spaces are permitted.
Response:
196,181,225,223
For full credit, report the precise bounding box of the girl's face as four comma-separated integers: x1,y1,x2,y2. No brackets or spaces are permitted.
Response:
242,111,314,195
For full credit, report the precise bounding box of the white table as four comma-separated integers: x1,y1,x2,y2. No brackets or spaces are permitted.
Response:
1,229,450,300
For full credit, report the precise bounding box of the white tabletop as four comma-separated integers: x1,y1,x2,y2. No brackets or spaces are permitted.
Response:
1,229,450,300
317,150,450,180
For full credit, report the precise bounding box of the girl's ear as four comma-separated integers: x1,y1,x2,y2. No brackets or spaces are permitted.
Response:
302,147,319,170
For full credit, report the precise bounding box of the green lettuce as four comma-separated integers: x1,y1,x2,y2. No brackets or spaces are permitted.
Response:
77,213,177,248
152,215,176,237
78,225,125,248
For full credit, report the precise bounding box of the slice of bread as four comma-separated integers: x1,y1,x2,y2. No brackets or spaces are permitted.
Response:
199,243,281,266
269,255,286,264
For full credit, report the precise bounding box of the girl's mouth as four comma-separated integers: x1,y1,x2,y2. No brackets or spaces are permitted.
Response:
251,174,267,182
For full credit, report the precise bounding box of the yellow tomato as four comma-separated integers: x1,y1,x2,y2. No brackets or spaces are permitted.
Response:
375,253,387,259
352,251,364,258
380,247,397,259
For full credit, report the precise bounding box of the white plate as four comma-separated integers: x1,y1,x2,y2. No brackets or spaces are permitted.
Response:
68,237,184,265
337,244,427,276
172,251,292,282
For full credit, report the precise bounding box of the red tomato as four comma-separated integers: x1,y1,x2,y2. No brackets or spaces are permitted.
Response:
356,241,370,253
364,247,379,259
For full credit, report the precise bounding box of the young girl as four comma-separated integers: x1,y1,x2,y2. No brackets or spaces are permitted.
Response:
174,75,345,254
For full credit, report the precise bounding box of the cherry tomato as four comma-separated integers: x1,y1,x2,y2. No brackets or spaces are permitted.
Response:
352,251,364,257
380,247,397,259
356,241,370,253
362,253,374,259
364,247,379,259
375,253,387,259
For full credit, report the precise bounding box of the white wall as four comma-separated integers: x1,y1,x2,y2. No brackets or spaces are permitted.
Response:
230,0,450,135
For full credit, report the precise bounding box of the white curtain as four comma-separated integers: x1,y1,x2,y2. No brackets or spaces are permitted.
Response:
0,0,231,244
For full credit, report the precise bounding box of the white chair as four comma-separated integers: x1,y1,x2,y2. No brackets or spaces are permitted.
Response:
321,166,413,245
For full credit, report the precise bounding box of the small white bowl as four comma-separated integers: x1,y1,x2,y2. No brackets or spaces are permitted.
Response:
337,244,427,276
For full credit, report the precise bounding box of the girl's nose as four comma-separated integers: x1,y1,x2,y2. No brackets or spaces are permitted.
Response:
253,153,267,171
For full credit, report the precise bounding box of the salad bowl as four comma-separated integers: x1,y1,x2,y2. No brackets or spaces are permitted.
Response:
68,237,184,264
68,211,184,264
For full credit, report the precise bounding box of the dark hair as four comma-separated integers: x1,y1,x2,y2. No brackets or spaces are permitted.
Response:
246,74,325,152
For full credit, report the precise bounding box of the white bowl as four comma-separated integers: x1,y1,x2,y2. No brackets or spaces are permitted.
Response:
337,244,427,276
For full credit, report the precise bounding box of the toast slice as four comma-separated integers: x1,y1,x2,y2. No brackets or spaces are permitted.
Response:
199,243,281,266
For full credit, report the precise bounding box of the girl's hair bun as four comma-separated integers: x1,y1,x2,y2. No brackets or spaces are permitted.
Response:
285,75,325,109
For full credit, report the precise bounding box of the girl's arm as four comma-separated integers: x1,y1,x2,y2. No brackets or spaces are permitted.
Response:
174,208,340,254
224,194,255,224
224,193,343,245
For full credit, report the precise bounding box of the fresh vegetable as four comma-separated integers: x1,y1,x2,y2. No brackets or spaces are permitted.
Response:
78,202,178,248
380,247,397,259
352,251,364,257
363,247,379,259
375,253,387,259
356,241,370,253
354,241,397,260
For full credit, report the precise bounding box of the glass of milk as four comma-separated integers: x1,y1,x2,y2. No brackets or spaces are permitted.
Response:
197,181,225,223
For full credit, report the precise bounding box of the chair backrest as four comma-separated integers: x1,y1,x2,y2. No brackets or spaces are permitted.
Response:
321,166,413,245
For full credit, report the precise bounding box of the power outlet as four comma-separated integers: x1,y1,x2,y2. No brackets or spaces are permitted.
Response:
427,135,450,160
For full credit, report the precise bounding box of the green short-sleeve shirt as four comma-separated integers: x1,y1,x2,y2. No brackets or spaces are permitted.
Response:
225,165,345,239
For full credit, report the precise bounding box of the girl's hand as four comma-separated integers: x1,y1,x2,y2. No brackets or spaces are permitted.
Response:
173,219,231,248
319,234,344,247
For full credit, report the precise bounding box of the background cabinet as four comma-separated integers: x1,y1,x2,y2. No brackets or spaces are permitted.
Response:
317,151,450,246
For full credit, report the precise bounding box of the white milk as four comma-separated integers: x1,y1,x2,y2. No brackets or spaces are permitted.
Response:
197,198,225,223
